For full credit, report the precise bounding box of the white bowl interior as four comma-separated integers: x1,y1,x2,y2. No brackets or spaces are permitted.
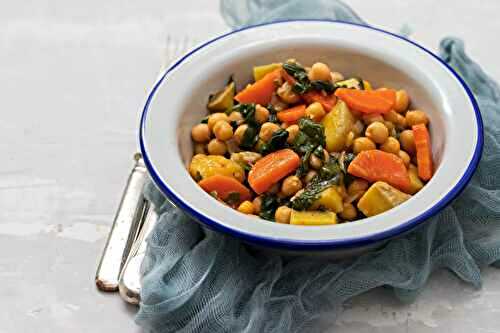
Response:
142,21,479,245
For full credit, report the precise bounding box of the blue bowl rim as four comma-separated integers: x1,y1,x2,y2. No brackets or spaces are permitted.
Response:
139,19,484,250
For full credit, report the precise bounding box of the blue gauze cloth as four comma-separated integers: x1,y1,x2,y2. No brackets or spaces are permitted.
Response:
136,1,500,332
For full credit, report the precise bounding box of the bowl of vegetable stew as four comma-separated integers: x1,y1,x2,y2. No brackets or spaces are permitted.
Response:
140,20,482,253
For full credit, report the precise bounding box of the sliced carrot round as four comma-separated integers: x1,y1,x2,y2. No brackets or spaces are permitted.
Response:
335,88,395,114
248,149,300,194
412,124,433,181
347,150,411,192
234,68,281,105
198,175,251,203
277,104,306,124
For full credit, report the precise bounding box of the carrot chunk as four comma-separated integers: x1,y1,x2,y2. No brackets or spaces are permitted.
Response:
234,69,281,105
248,149,300,194
198,175,251,203
277,104,306,124
412,124,433,181
347,150,411,192
334,88,396,114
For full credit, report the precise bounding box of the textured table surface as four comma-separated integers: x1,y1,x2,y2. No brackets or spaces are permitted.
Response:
1,1,499,332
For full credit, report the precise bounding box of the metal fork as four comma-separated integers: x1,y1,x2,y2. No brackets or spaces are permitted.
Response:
117,36,193,304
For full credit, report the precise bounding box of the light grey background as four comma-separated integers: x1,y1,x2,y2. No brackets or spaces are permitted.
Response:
1,1,499,332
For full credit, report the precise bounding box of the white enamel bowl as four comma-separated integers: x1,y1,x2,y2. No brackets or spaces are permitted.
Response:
140,20,483,253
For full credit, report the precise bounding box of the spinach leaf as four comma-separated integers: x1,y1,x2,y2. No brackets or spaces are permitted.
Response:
288,176,341,211
259,195,281,221
266,104,279,123
259,129,289,155
318,158,342,182
283,62,311,94
233,103,257,126
310,80,336,94
298,118,325,147
200,116,209,124
239,125,259,150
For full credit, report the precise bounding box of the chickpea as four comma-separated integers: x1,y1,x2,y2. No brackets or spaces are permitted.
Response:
309,154,323,170
191,123,211,143
275,206,292,224
340,203,357,220
346,131,355,148
259,122,281,142
281,175,303,197
277,82,301,104
233,124,248,145
398,150,411,167
213,120,233,141
384,110,405,128
353,137,376,154
394,90,410,113
348,179,369,195
286,124,299,144
228,111,243,124
399,130,416,154
362,113,384,125
238,201,255,215
406,110,429,127
383,121,395,132
365,121,389,144
207,139,227,155
330,71,344,83
208,113,229,131
304,170,318,184
252,196,262,214
380,137,400,154
255,105,270,124
193,143,206,154
305,102,326,122
308,62,332,82
337,184,348,199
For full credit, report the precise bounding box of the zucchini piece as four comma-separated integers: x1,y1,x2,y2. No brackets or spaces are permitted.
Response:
253,63,282,81
357,181,411,217
207,81,235,112
335,77,364,90
290,210,338,225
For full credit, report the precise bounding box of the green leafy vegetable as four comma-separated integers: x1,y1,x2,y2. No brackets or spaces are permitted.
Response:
240,125,260,150
310,80,336,94
233,103,257,125
200,116,209,124
266,104,279,123
292,118,326,177
258,129,289,155
259,195,281,221
298,118,325,147
288,176,341,211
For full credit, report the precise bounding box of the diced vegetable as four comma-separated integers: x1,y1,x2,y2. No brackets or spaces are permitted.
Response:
311,186,344,213
408,164,424,194
322,100,355,152
290,210,338,225
277,104,306,124
198,175,251,203
253,63,282,81
248,149,300,194
302,91,337,111
289,177,340,211
334,88,396,114
412,124,433,181
189,154,245,182
207,81,235,112
335,78,364,90
235,69,281,105
357,181,411,217
347,150,411,192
